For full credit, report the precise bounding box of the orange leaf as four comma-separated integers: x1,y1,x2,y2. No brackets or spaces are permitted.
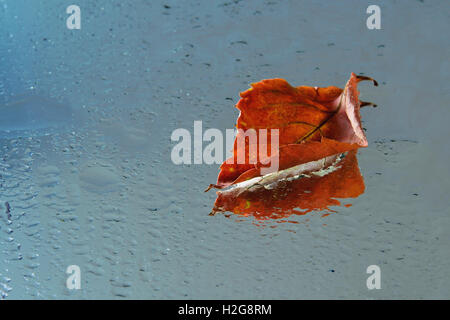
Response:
206,72,377,191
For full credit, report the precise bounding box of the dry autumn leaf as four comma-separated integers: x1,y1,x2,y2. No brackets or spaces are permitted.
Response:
206,72,377,217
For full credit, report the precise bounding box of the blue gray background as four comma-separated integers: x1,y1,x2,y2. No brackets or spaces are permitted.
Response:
0,0,449,299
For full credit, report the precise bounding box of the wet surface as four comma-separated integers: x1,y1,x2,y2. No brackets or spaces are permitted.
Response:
0,0,449,299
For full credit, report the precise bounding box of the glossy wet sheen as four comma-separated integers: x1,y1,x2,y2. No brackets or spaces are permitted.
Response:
0,0,449,299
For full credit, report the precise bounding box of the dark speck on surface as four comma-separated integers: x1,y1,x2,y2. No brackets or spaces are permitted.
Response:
5,202,11,220
230,40,247,45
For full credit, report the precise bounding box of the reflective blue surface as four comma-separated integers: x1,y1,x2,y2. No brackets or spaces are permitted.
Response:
0,0,449,299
